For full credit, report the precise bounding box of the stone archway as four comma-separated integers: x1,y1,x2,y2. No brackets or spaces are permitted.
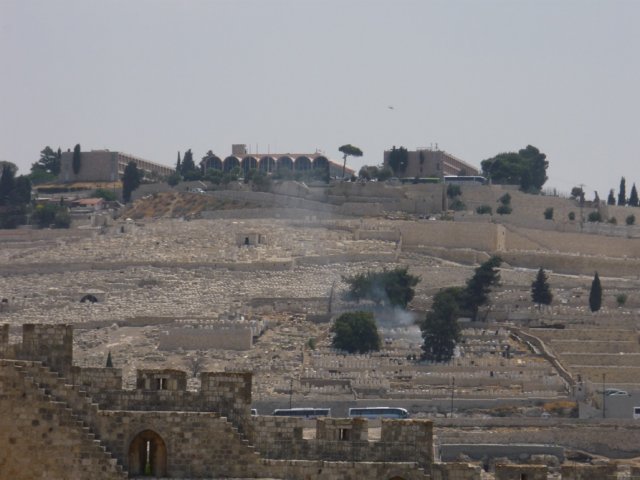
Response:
128,429,167,477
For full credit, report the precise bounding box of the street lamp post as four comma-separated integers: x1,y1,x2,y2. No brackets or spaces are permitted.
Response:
289,377,294,409
602,373,606,419
450,377,455,418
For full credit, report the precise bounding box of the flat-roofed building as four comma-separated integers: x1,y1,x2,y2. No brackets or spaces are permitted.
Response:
383,147,479,179
60,150,173,183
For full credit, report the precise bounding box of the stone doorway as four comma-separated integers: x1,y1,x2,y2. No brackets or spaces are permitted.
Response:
128,429,167,476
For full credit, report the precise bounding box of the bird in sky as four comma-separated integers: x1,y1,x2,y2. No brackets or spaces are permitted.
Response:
387,105,394,110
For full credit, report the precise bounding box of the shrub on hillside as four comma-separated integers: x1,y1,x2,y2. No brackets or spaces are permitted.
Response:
587,211,602,222
476,205,492,215
496,204,512,215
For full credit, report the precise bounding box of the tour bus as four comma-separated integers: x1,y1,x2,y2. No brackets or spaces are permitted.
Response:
272,408,331,418
348,407,409,419
633,406,640,420
443,175,487,185
399,177,441,185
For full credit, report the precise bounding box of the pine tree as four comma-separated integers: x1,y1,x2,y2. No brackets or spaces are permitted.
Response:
618,177,626,206
462,256,502,320
589,272,602,313
531,267,553,308
607,189,616,205
106,351,113,368
72,144,82,175
421,287,462,362
629,183,639,207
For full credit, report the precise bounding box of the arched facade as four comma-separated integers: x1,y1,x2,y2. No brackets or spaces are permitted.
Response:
197,149,355,178
223,156,240,173
241,156,258,175
313,156,329,171
202,155,222,171
276,156,293,171
294,156,312,171
128,429,167,477
259,156,276,172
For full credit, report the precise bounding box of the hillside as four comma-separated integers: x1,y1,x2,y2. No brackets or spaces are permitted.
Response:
122,191,259,219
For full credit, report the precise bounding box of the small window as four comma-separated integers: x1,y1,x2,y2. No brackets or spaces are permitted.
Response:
156,378,168,390
339,428,350,441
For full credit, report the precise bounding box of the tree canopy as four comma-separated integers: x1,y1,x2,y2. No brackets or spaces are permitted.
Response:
629,183,639,207
618,177,627,206
343,267,420,309
331,311,381,354
420,287,462,362
588,272,602,313
122,161,141,203
338,144,363,179
462,256,502,320
481,145,548,192
72,144,82,175
30,146,61,181
387,146,409,176
419,256,503,361
531,267,553,308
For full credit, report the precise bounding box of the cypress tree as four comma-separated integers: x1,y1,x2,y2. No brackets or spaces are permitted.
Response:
531,267,553,308
618,177,626,206
181,149,196,174
0,164,15,205
629,183,639,207
72,144,81,175
106,351,113,368
589,272,602,312
176,151,182,175
607,189,616,205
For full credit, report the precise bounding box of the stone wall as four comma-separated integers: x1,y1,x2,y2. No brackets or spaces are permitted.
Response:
249,417,433,467
431,462,482,480
436,420,640,458
397,220,504,252
559,463,618,479
20,324,73,376
494,464,548,480
0,361,124,480
505,225,640,258
72,366,123,391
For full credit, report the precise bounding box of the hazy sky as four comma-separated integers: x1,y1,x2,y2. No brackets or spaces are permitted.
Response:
1,0,639,197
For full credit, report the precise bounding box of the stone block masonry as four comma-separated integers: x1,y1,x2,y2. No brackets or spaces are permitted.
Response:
0,324,437,479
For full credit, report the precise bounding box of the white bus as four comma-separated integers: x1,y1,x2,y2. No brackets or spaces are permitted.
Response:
272,408,331,418
443,175,487,185
348,407,409,419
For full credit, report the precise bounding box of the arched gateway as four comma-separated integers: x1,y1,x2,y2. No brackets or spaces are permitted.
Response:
128,429,167,476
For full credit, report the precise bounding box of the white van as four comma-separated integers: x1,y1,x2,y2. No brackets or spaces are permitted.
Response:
633,406,640,420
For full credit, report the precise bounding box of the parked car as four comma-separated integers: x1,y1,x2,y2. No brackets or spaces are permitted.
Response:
604,389,630,396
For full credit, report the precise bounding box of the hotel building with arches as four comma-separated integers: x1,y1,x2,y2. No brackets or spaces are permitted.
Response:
199,144,355,178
